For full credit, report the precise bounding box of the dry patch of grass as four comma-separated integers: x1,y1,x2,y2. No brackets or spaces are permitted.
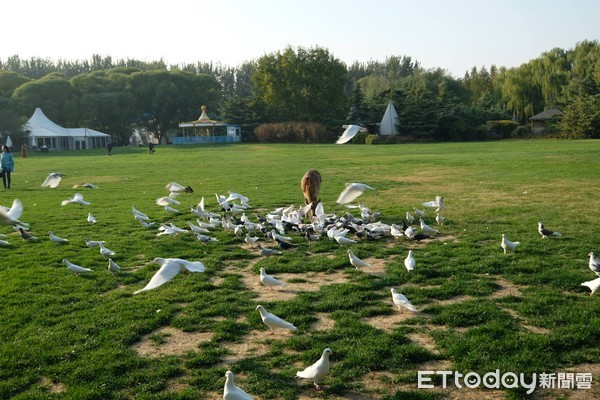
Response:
40,376,66,394
130,326,212,357
311,312,336,331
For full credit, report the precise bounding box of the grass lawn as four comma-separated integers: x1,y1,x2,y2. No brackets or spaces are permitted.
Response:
0,140,599,400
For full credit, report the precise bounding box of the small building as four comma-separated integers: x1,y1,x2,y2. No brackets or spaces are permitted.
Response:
23,108,111,151
175,106,241,144
529,106,563,134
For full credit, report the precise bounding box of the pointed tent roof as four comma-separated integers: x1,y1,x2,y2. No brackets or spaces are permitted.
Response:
24,107,69,137
24,108,110,138
379,101,399,135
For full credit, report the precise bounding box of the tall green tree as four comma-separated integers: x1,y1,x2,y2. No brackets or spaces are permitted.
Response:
128,70,221,143
252,46,347,124
10,72,78,125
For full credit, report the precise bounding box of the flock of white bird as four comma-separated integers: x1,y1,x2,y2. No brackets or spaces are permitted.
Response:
1,169,598,399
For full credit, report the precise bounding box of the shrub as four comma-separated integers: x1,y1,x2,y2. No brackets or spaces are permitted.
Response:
485,120,519,139
351,132,368,144
254,122,329,143
511,125,531,138
384,135,398,144
365,134,380,144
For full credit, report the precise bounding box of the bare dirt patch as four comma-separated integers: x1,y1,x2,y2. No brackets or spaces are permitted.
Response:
361,307,420,332
218,328,274,368
311,312,336,331
489,276,523,299
131,326,212,357
40,376,66,393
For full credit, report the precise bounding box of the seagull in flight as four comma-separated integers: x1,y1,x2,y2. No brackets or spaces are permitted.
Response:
422,195,444,213
336,124,367,144
134,257,205,294
336,182,375,204
41,172,64,188
165,182,193,198
61,193,90,206
0,199,27,227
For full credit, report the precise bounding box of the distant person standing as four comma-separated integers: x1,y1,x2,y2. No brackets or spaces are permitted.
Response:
1,145,14,189
148,142,155,154
107,142,113,156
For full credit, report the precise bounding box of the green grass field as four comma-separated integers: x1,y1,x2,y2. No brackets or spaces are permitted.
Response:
1,140,599,400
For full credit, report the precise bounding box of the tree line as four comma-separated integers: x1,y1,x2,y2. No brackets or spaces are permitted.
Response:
1,40,598,146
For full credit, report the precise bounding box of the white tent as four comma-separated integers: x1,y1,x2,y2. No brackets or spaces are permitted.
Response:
379,101,400,136
23,108,111,151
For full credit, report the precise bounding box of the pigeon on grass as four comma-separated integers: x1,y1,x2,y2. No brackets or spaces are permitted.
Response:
501,234,520,254
259,268,286,290
295,348,333,390
223,370,253,400
391,288,417,312
256,305,297,334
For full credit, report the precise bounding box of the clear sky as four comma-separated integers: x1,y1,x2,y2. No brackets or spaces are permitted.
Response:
2,0,599,77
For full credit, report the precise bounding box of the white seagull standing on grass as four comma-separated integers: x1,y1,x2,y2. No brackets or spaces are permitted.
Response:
134,257,205,294
347,249,370,269
420,219,440,235
108,258,121,274
259,268,286,290
391,288,417,312
296,348,333,390
84,238,105,247
256,305,297,334
404,250,415,272
87,213,97,224
501,234,520,254
99,243,116,258
581,277,600,296
62,259,93,274
223,370,253,400
336,182,375,205
588,252,600,276
48,231,69,244
538,222,562,239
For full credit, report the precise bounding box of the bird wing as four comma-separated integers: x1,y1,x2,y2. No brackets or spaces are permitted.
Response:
134,262,180,294
336,124,362,144
42,173,62,188
336,183,374,204
393,293,417,311
262,310,296,330
179,260,206,273
261,273,285,286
